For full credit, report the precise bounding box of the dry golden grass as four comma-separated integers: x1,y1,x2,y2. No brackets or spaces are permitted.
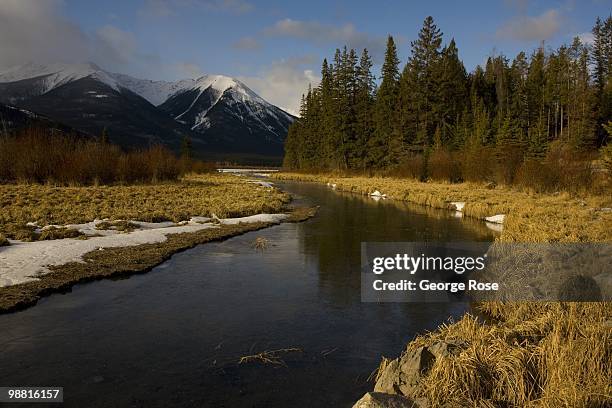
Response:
271,173,612,242
0,173,290,240
273,172,611,406
405,303,612,407
94,220,138,232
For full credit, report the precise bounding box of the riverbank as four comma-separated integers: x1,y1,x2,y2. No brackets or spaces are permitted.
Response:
271,173,611,242
0,173,317,312
271,172,611,407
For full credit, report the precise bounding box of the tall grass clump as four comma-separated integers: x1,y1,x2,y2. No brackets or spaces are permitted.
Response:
408,302,611,407
0,127,212,185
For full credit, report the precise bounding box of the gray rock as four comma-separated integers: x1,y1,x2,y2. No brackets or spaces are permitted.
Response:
352,392,424,408
374,359,401,394
375,347,435,397
428,340,465,359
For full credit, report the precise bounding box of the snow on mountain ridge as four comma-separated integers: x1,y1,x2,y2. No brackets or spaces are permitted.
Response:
0,63,294,139
0,62,120,93
0,63,275,110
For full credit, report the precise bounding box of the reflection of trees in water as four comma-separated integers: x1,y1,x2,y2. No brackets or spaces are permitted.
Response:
292,184,496,307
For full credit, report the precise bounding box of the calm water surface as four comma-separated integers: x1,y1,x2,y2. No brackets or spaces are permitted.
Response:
0,181,496,407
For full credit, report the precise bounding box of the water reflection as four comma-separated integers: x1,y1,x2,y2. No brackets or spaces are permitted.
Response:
0,181,497,408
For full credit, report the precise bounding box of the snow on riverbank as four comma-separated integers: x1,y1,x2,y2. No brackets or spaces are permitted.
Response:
0,213,288,288
247,180,275,188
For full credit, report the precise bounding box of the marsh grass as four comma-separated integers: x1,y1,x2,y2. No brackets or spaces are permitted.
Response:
0,174,290,240
38,227,83,241
95,220,138,232
271,173,611,242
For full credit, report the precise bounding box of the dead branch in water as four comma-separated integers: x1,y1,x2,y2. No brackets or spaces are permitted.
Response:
252,236,270,251
238,348,302,367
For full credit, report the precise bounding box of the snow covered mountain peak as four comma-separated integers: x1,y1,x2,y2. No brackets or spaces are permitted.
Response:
0,62,272,108
0,62,295,158
0,62,120,94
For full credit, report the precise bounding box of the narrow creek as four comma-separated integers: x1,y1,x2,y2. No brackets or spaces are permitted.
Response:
0,181,497,407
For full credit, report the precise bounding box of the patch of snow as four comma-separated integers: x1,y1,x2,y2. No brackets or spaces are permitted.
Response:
485,214,506,224
219,213,287,225
217,169,279,174
130,220,176,229
485,222,504,233
247,180,274,188
188,216,211,224
0,213,287,287
450,201,465,212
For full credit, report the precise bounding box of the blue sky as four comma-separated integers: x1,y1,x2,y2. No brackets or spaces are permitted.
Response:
1,0,610,114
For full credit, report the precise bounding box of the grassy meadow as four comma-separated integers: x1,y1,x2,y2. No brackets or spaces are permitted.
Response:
272,172,611,407
0,173,290,241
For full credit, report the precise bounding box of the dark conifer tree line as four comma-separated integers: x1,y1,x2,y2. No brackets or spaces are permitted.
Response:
284,16,612,188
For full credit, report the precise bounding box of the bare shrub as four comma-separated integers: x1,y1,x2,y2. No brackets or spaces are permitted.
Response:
0,127,195,185
428,149,461,182
387,154,426,180
516,144,593,193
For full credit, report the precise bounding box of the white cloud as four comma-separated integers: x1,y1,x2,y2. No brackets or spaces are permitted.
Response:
496,9,565,41
0,0,90,69
0,0,172,79
238,57,320,116
264,19,386,61
94,25,139,65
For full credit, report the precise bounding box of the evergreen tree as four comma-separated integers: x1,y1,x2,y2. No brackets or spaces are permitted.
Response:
353,49,376,169
283,14,607,182
434,38,468,145
408,16,443,148
592,16,612,145
370,35,400,167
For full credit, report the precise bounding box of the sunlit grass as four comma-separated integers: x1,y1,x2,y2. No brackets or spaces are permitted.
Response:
271,172,611,242
0,173,290,240
273,172,611,406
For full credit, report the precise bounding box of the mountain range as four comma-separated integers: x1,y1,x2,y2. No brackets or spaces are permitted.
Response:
0,63,295,163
